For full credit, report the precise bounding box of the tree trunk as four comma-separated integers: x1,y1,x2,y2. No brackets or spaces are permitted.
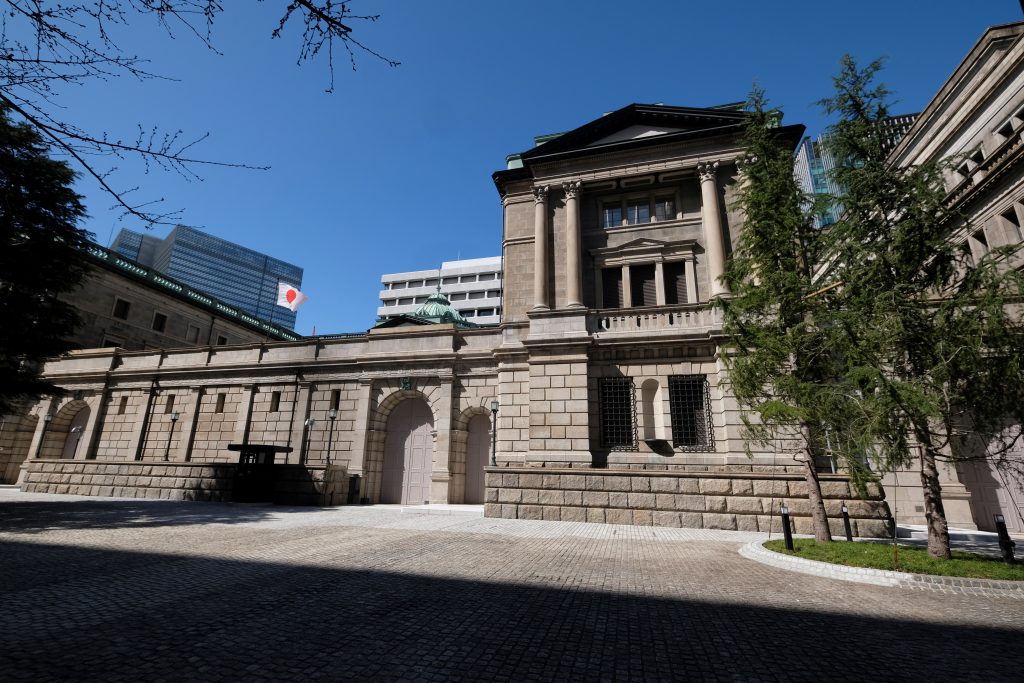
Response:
919,444,952,559
800,421,832,542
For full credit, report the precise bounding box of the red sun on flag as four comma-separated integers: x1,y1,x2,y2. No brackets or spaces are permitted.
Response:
276,283,308,312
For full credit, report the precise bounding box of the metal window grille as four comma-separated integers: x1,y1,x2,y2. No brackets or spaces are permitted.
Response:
600,377,637,449
669,375,714,451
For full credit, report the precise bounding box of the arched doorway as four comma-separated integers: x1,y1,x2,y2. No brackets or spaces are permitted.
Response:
40,400,90,459
61,405,91,459
464,413,490,504
381,398,434,504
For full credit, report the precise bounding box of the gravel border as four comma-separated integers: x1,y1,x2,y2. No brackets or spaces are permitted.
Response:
740,541,1024,598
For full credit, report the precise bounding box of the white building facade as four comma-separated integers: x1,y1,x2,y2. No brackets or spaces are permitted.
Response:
378,257,503,325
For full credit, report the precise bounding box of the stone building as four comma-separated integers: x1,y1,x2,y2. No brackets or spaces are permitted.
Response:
887,20,1024,532
12,103,889,536
0,243,298,484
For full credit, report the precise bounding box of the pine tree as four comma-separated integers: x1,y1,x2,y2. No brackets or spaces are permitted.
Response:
821,57,1024,559
0,104,91,415
717,89,840,543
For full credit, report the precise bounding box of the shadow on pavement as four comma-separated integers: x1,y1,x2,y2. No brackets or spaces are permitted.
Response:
0,498,290,533
0,538,1019,681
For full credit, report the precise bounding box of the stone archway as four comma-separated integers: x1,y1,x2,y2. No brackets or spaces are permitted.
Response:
40,400,90,459
380,397,434,505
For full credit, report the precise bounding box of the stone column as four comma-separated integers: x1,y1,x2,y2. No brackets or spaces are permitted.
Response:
563,180,583,308
348,378,375,478
622,264,633,308
698,160,730,297
175,386,203,461
532,185,550,311
654,261,666,306
27,397,58,459
131,382,157,461
77,390,107,460
288,382,313,464
231,384,257,446
430,375,455,503
685,256,698,304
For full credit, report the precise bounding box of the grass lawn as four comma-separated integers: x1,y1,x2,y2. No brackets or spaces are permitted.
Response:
763,539,1024,581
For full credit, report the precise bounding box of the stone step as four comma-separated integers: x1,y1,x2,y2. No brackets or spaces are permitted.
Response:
897,524,999,543
400,504,484,517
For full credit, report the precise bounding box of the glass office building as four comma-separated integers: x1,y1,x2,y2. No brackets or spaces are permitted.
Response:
111,226,304,328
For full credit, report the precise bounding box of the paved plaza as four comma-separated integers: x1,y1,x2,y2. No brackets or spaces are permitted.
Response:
1,489,1021,682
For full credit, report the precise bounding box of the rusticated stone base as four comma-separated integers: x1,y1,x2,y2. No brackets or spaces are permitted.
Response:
20,459,347,506
484,467,891,538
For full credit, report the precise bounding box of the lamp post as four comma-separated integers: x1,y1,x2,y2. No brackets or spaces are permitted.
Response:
303,417,316,465
69,425,84,459
326,408,337,468
489,399,499,467
35,413,52,458
163,411,179,461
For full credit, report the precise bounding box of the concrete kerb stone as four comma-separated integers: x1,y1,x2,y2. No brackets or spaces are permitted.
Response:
739,542,1024,599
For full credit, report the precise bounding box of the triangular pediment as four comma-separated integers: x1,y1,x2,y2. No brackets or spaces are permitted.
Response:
521,103,748,161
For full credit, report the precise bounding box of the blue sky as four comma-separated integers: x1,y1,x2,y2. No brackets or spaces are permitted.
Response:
37,1,1022,334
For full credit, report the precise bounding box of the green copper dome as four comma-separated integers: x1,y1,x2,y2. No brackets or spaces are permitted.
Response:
413,287,472,325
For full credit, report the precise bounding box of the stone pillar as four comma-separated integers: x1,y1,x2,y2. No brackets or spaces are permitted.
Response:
77,390,107,460
532,185,550,311
563,180,583,308
289,382,313,464
698,160,730,297
231,384,257,446
622,265,633,308
348,378,375,478
27,397,58,459
685,256,698,304
430,375,455,503
131,383,157,461
654,261,666,306
175,386,203,461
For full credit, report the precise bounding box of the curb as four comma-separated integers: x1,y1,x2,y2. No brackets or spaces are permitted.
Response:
739,541,1024,598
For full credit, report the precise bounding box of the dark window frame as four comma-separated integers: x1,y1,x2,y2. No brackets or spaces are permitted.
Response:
599,377,637,450
668,375,715,452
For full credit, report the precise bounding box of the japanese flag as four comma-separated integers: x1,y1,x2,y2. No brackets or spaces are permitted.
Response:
277,283,308,312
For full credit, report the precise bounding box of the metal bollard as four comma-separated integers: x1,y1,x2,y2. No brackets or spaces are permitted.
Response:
780,504,794,551
994,514,1017,564
841,501,853,542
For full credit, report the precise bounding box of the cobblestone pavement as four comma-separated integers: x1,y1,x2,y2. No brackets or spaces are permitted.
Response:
2,490,1022,682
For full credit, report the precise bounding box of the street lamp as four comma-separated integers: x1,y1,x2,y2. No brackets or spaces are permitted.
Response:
489,399,499,466
69,425,84,459
303,417,316,465
35,412,52,458
326,408,337,468
163,411,179,462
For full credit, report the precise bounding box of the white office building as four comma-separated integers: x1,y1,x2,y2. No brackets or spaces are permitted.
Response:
377,256,503,325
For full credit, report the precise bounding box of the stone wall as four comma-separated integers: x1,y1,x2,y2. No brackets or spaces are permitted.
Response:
483,467,891,538
20,460,348,506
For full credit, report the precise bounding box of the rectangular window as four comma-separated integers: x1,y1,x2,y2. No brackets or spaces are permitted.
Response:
270,391,281,412
626,199,650,225
216,335,228,346
331,389,341,411
424,278,438,287
479,273,496,281
398,298,413,306
603,203,623,228
477,308,494,317
654,197,675,222
601,267,623,308
600,377,636,449
460,275,477,283
669,375,714,451
152,312,167,333
442,277,458,285
164,394,175,414
664,261,688,305
117,396,128,415
450,293,467,301
215,393,226,414
469,291,485,300
1002,206,1022,243
112,298,130,320
630,264,657,307
186,324,201,344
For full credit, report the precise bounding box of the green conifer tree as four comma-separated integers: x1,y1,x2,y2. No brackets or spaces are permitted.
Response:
0,104,91,415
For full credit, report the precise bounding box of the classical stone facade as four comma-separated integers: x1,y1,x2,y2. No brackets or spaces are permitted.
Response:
886,21,1024,532
9,102,890,536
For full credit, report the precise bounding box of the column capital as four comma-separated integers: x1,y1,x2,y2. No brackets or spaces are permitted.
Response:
697,160,719,183
562,180,581,199
533,185,549,203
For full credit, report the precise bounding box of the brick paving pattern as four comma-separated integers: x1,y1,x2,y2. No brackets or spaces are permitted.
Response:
1,490,1021,682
